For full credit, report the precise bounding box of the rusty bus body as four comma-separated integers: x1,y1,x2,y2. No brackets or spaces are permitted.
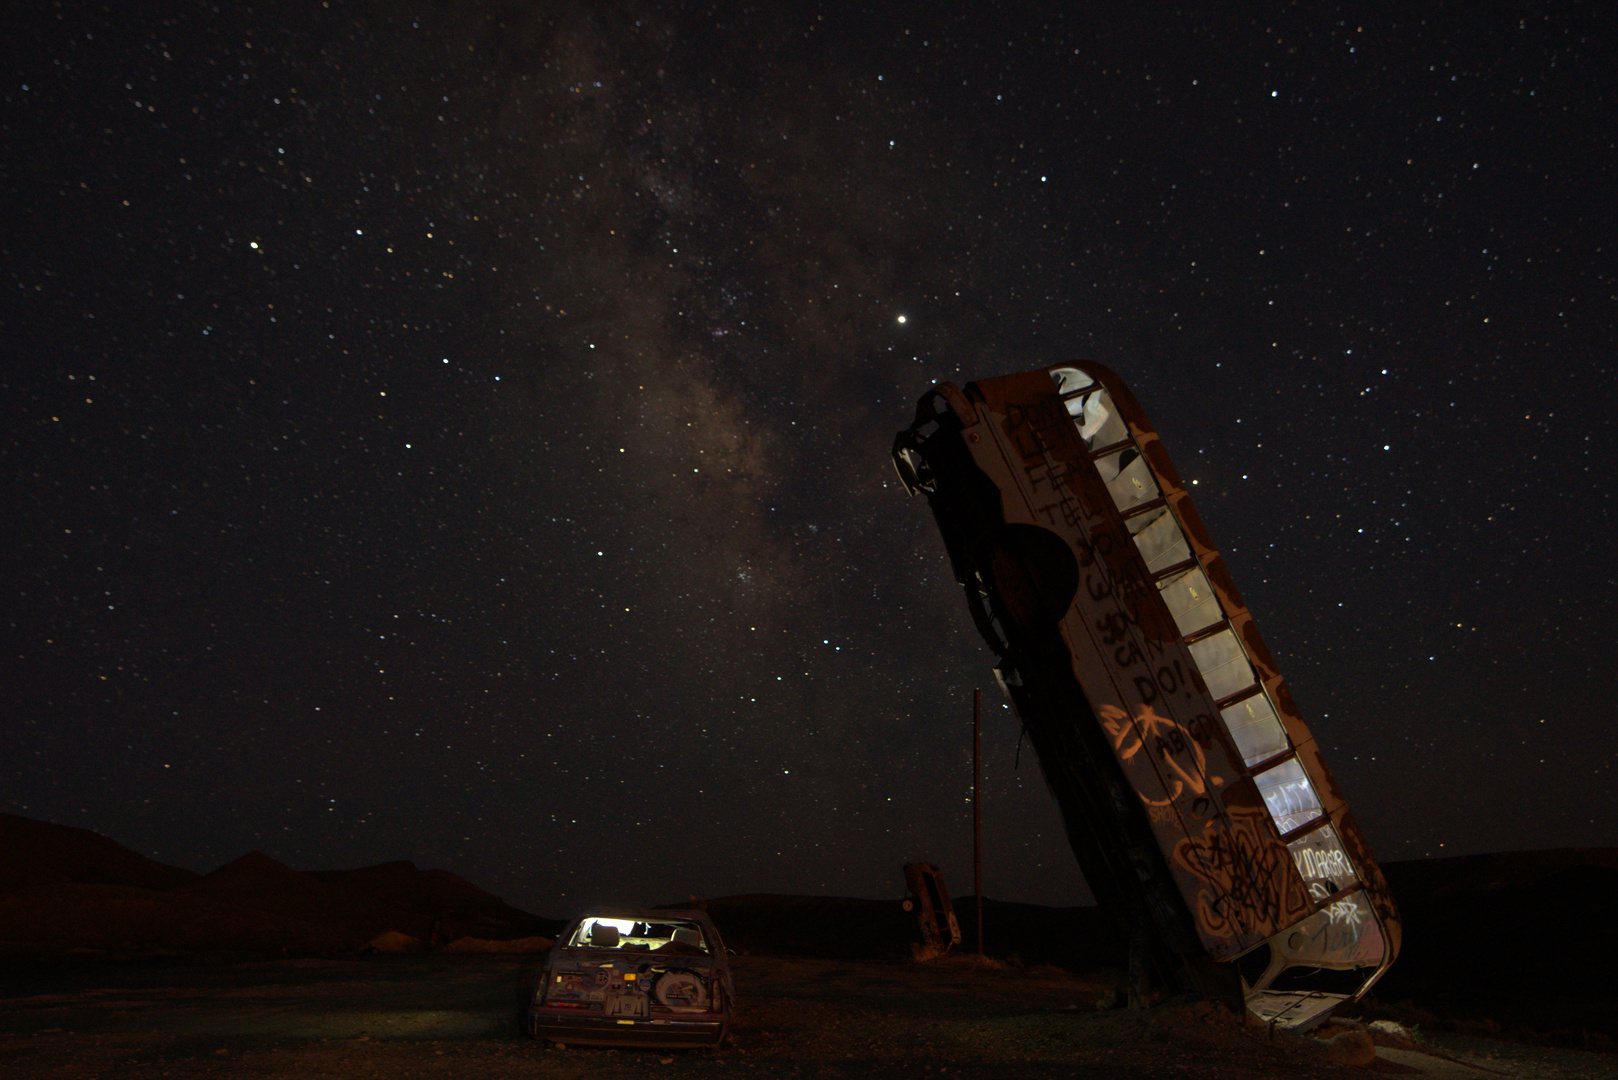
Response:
893,362,1399,1029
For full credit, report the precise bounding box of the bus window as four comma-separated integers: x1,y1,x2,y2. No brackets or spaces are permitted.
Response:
1220,693,1291,767
1253,758,1324,834
1126,507,1192,573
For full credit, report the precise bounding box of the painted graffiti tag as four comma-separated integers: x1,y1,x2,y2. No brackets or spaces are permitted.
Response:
1171,810,1296,943
1285,891,1383,966
1293,845,1353,883
1327,898,1368,929
1098,703,1212,807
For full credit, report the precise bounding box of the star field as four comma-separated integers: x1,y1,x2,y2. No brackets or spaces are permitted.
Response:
3,2,1614,917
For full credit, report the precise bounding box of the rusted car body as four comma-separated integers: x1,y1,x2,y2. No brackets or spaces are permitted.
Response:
526,909,734,1048
893,362,1399,1029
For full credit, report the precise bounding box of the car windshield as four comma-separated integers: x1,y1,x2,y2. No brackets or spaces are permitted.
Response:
568,916,709,954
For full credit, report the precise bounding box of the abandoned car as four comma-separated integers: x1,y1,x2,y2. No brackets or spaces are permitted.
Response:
526,909,734,1048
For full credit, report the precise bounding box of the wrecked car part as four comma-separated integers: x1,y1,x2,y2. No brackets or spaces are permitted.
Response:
893,362,1400,1030
903,862,962,960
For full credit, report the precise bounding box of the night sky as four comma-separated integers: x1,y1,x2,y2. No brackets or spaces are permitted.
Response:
5,3,1614,920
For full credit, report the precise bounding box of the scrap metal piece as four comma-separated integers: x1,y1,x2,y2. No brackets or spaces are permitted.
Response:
903,862,962,960
893,362,1400,1028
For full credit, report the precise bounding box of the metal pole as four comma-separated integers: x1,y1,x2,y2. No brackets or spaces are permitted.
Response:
973,687,983,955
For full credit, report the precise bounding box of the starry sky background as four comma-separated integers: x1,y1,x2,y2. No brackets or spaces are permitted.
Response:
4,2,1614,918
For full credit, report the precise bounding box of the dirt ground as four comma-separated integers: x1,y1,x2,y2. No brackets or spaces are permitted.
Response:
1,951,1613,1080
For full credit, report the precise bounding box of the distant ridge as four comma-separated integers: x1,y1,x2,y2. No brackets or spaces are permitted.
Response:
310,860,541,942
1372,848,1618,1035
176,850,373,937
1382,847,1618,896
0,813,198,891
691,893,1122,968
0,813,556,954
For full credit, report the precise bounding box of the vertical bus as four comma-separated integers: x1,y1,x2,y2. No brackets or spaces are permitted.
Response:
893,362,1399,1030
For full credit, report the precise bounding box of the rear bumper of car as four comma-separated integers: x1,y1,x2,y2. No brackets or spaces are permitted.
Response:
528,1009,726,1048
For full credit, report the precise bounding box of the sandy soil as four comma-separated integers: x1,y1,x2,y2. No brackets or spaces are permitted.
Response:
2,952,1614,1079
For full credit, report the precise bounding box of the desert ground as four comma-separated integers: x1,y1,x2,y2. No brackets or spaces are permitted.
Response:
3,814,1615,1078
3,951,1617,1079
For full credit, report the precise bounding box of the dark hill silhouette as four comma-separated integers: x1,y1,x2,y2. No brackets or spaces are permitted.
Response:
1382,847,1618,899
0,813,198,891
174,850,382,942
1373,849,1618,1036
310,860,556,943
693,894,917,960
191,850,305,888
692,893,1123,969
0,814,551,953
0,881,357,953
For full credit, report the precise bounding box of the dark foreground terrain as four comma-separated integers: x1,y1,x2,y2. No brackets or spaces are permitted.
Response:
2,951,1615,1080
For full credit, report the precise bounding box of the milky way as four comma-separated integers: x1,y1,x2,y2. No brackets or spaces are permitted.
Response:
4,2,1613,916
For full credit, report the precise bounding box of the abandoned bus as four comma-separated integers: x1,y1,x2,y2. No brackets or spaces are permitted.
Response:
893,362,1399,1030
